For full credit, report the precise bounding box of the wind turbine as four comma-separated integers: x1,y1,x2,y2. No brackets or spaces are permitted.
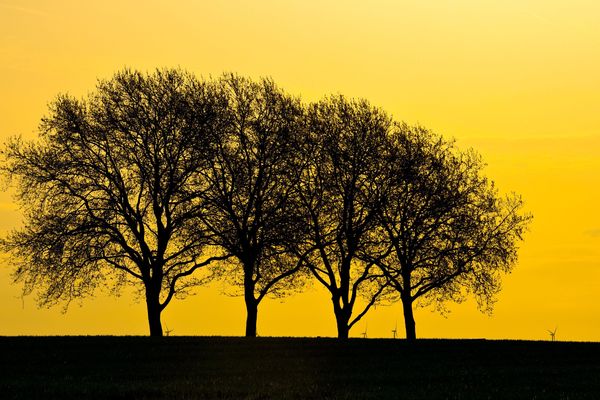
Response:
547,326,557,342
165,324,174,337
361,323,368,339
392,321,397,339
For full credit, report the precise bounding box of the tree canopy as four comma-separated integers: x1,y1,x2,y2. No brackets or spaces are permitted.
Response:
372,124,532,340
198,74,310,337
1,69,229,336
1,68,531,338
295,95,394,339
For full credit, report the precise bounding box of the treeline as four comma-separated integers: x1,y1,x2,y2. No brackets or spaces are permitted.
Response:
0,69,531,339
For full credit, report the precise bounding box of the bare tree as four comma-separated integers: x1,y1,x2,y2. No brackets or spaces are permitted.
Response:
198,74,310,337
296,95,392,339
1,69,229,336
374,124,532,341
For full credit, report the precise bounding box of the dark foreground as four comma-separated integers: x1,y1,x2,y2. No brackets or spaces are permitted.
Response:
1,337,598,399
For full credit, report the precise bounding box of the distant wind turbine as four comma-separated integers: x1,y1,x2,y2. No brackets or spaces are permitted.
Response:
392,321,397,339
165,324,174,337
547,326,557,342
362,323,368,339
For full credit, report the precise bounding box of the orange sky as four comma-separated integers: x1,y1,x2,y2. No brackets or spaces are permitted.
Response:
1,0,599,340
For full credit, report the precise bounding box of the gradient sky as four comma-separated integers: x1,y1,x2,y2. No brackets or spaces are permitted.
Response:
1,0,599,340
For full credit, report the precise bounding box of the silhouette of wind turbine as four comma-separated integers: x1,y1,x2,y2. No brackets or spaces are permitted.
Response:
362,323,368,339
547,326,557,342
165,324,174,337
392,321,397,339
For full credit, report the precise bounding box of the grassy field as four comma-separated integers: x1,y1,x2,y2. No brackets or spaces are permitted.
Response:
0,337,598,399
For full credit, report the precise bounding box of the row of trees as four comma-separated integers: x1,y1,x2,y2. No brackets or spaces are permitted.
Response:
1,69,531,339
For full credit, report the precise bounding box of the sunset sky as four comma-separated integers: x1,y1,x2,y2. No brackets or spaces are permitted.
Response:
1,0,599,340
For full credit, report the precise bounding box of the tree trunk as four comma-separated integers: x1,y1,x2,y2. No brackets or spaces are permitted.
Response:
244,264,258,337
245,297,258,337
335,313,350,339
145,288,163,337
402,296,416,341
333,298,351,339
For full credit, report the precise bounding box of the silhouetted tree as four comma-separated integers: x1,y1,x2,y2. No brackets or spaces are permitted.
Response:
198,75,309,337
374,124,532,340
296,96,391,339
1,69,229,336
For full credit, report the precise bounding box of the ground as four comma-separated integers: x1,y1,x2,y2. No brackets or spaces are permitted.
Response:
0,337,598,399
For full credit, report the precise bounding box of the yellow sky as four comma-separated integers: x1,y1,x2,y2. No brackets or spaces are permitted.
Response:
1,0,599,340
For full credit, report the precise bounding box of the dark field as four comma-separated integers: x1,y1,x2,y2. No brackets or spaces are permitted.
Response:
1,337,598,399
